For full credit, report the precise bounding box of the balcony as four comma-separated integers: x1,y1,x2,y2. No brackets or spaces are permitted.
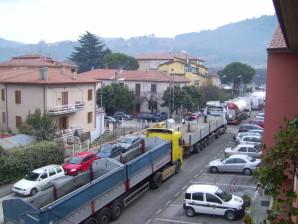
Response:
47,102,85,115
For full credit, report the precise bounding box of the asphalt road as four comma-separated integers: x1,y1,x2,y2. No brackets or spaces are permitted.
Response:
112,125,256,224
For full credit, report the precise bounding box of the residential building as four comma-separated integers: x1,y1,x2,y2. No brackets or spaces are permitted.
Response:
0,56,101,141
265,1,298,222
135,52,207,87
206,73,221,87
81,69,189,113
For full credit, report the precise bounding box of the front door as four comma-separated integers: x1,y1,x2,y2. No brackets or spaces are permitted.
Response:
59,116,68,130
205,193,225,215
62,91,68,106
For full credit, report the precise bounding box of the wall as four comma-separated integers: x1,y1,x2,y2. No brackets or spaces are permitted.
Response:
158,61,185,74
137,59,168,71
264,52,298,149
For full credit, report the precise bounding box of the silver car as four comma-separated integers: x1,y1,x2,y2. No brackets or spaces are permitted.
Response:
208,154,261,175
225,143,261,158
234,132,261,142
238,135,263,146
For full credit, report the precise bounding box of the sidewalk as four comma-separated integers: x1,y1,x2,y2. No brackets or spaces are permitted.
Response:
248,190,271,224
0,183,13,198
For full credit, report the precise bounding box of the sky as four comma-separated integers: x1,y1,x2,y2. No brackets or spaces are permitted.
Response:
0,0,275,44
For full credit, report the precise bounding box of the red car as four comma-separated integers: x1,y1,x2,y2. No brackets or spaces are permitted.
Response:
63,152,98,175
248,119,264,128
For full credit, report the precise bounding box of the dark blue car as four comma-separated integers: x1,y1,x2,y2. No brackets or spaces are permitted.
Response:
97,143,124,159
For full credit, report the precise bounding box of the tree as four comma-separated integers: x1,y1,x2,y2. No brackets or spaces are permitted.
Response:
102,53,139,70
256,118,298,223
97,83,135,114
20,109,57,141
218,62,255,96
69,31,110,73
199,85,230,106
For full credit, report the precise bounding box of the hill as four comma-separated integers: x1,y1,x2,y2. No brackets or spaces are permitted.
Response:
0,15,277,67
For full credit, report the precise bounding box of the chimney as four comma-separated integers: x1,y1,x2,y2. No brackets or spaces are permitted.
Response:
72,69,77,80
60,65,65,75
39,66,48,80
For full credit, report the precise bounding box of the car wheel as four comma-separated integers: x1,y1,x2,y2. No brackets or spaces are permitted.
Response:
243,168,252,175
30,188,38,196
185,207,196,217
225,210,236,221
210,166,218,173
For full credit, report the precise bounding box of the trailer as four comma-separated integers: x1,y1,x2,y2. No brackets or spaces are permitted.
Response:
3,131,183,224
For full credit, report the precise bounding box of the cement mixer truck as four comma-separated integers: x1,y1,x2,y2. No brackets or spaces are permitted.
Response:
226,98,250,124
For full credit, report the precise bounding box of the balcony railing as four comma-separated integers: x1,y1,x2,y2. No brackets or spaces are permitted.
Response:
47,102,85,115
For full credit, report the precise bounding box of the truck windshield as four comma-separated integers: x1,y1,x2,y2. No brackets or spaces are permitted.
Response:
24,172,40,181
215,188,232,202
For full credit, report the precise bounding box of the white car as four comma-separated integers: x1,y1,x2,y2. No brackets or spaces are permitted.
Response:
12,165,65,196
234,131,261,142
207,154,261,175
225,143,261,158
238,135,263,146
183,184,245,220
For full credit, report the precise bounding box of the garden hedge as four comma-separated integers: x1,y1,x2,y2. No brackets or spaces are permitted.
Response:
0,141,64,184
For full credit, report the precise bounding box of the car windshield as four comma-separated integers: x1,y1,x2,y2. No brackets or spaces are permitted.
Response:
100,144,114,153
68,156,83,164
24,171,40,181
120,137,133,144
215,188,232,202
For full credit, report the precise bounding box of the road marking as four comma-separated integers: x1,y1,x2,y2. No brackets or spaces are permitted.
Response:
155,218,202,224
190,181,256,189
217,152,221,156
165,200,172,207
169,204,182,207
199,169,204,173
182,185,188,190
156,209,162,215
145,219,151,224
175,192,180,198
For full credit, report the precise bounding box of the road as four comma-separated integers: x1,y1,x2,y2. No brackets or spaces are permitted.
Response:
113,125,257,224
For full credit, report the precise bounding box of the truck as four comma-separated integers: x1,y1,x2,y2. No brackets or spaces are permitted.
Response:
226,98,250,124
3,129,183,224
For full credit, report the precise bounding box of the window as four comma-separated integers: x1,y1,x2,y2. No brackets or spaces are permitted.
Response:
248,148,256,153
151,84,157,93
225,158,235,164
192,192,204,201
15,90,21,104
49,169,56,176
2,112,5,123
16,116,22,128
88,89,93,101
206,193,222,204
135,84,141,96
238,147,247,152
56,167,62,173
88,112,92,123
185,193,191,199
40,172,48,180
1,89,4,101
235,158,246,163
62,91,68,105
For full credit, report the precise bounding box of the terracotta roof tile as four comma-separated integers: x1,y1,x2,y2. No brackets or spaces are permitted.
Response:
0,68,98,84
0,55,76,68
81,69,189,83
268,26,288,50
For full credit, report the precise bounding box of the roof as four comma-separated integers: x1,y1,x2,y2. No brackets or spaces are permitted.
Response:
268,26,287,51
0,55,76,68
135,52,203,62
0,68,98,85
186,184,218,194
81,69,189,83
33,164,61,173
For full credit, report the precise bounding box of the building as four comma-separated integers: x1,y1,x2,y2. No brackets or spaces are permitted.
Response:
206,73,221,87
0,55,102,141
135,52,208,83
265,0,298,222
81,69,189,113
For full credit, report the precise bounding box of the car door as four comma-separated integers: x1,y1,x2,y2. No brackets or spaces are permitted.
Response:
205,193,225,215
37,171,49,189
48,168,57,181
247,147,260,158
190,192,207,214
222,158,236,172
233,158,247,172
81,155,92,171
237,146,248,156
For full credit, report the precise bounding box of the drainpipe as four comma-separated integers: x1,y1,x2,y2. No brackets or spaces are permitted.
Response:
5,84,8,131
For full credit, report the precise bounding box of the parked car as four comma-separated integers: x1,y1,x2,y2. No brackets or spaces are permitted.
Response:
12,165,65,196
238,135,263,146
184,112,202,121
155,112,168,120
248,118,264,128
118,135,142,151
104,116,120,124
137,112,161,122
233,131,262,142
63,152,98,175
238,123,263,133
97,143,125,158
207,154,261,175
225,143,261,158
256,112,265,119
183,184,245,220
113,111,133,120
247,129,264,136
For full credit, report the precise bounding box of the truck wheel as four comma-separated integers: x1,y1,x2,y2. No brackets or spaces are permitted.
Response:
82,217,97,224
193,144,199,153
149,172,162,189
111,200,123,220
96,207,111,224
185,207,196,217
225,210,236,221
175,160,181,174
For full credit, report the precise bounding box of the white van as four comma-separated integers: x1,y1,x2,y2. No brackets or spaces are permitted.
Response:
183,184,245,221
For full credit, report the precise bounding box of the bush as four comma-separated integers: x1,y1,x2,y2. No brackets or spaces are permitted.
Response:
0,141,64,184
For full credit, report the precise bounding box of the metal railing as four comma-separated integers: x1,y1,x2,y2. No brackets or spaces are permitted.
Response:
47,102,85,115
